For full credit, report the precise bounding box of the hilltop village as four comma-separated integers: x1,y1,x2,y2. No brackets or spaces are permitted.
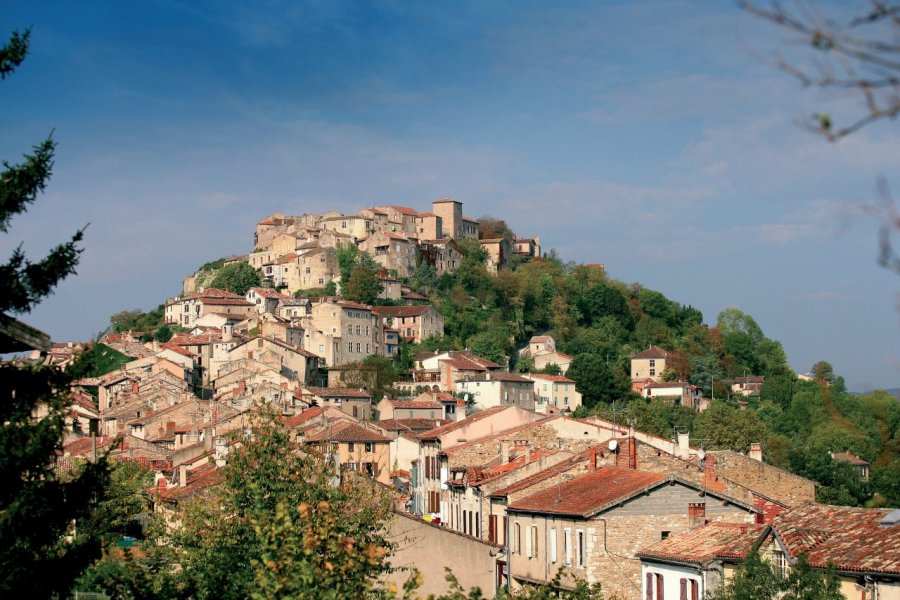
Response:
34,199,900,598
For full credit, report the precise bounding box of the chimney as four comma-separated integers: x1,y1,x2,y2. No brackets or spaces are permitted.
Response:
749,443,763,462
222,323,234,342
525,445,531,464
500,440,511,464
676,431,690,459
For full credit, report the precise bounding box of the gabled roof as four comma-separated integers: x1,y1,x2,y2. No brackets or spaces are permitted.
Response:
371,305,434,318
489,452,589,498
831,451,869,466
377,418,450,433
384,399,443,410
530,335,553,343
507,467,666,518
300,386,371,399
305,421,392,443
458,372,532,384
638,523,765,565
770,503,900,575
631,345,671,360
418,406,510,441
248,287,290,299
525,373,575,383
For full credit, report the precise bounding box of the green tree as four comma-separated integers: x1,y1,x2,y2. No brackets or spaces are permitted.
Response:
567,353,629,408
336,243,359,290
811,361,835,384
172,407,392,599
209,262,261,296
0,29,111,596
692,401,770,453
344,253,383,305
707,550,782,600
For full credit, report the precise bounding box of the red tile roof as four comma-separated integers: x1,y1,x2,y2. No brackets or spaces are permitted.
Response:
383,205,420,216
418,405,510,441
489,453,589,498
831,451,869,466
631,345,672,359
639,523,764,565
508,467,666,517
385,399,443,410
282,406,328,428
377,418,450,432
771,503,900,575
371,305,434,318
526,373,575,383
300,387,371,399
305,421,392,443
336,301,372,311
248,287,290,299
63,436,115,457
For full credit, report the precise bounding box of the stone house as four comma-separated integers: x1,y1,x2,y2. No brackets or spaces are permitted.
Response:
377,275,402,300
418,238,463,276
413,406,545,518
373,205,422,237
505,466,759,597
480,238,512,273
357,231,417,278
372,304,444,344
412,350,501,392
731,376,765,397
223,336,319,384
376,394,444,420
640,381,703,408
302,300,382,367
384,327,399,357
431,199,479,240
753,504,900,600
513,237,541,260
522,373,583,414
521,335,573,374
276,298,312,320
283,246,339,293
304,420,392,485
319,214,376,241
637,522,764,600
830,451,870,480
630,345,682,382
455,372,536,412
296,386,373,421
245,287,290,314
415,212,443,240
164,289,255,328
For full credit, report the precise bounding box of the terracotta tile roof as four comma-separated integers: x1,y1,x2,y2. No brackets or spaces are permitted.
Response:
437,351,501,371
371,305,433,318
526,373,575,383
530,336,553,343
336,301,372,310
199,298,254,307
300,387,371,399
281,406,327,427
475,449,560,482
159,343,193,357
63,436,116,457
383,205,420,216
638,522,765,565
418,406,510,441
489,453,589,498
385,399,443,409
377,418,450,432
771,503,900,575
277,254,298,264
443,416,558,457
733,376,765,384
156,463,223,503
400,290,428,300
831,451,869,466
630,345,671,359
305,421,392,443
248,287,290,299
459,372,532,383
508,467,667,517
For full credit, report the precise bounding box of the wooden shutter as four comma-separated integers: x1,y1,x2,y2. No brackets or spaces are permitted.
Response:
691,580,698,600
656,574,664,600
680,578,687,600
488,515,496,543
646,573,653,600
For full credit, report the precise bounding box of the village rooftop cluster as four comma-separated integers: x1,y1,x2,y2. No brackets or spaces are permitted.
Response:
30,198,900,598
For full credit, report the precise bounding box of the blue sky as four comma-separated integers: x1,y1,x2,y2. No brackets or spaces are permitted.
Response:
1,1,898,391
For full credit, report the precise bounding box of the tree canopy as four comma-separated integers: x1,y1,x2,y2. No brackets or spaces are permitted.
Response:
209,262,261,296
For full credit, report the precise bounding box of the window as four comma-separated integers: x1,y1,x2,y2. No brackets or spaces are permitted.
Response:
489,515,498,544
365,442,373,452
563,528,572,566
577,529,585,567
679,579,699,600
356,342,361,353
549,528,558,563
656,574,664,600
514,523,521,554
529,525,538,558
661,531,670,540
348,342,353,353
773,549,787,577
348,442,355,452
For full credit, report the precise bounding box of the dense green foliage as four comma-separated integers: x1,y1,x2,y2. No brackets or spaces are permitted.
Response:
0,29,112,596
708,551,843,600
337,243,384,304
210,261,262,296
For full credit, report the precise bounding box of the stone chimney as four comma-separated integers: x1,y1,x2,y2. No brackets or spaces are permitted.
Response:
676,431,690,459
500,440,511,464
749,442,763,462
222,323,234,342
